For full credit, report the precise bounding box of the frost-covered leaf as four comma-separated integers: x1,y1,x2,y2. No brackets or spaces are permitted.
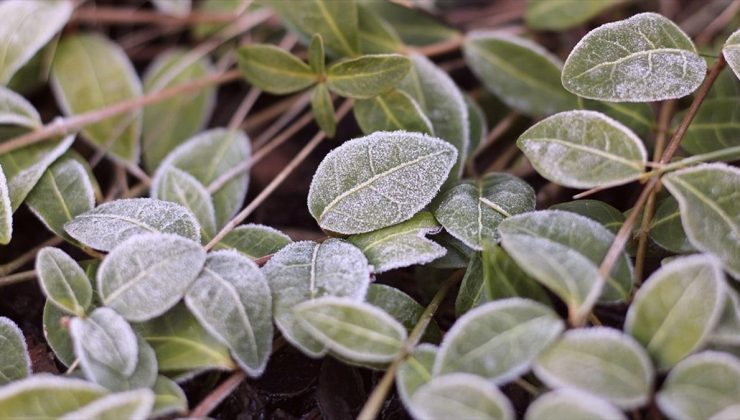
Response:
675,98,740,155
262,239,371,357
43,301,77,367
236,44,316,94
465,95,487,157
517,110,647,189
307,131,457,235
185,251,273,377
657,351,740,420
348,211,445,273
366,284,441,342
133,303,235,374
353,89,433,135
295,297,406,363
143,49,216,170
26,157,95,242
464,31,578,117
311,83,336,137
579,98,654,137
326,54,410,99
51,34,142,163
724,29,740,80
60,388,154,420
0,317,30,384
650,195,695,254
400,54,469,182
550,199,625,234
625,254,726,370
433,173,535,250
710,288,740,347
534,327,654,409
0,374,107,417
0,164,11,244
409,373,514,420
499,210,633,319
396,344,437,409
0,86,41,127
525,0,621,31
65,198,201,251
151,376,187,417
151,166,216,241
662,164,740,278
97,233,206,321
156,128,250,228
561,12,706,102
36,247,92,316
435,298,564,383
152,0,190,16
70,308,139,376
213,224,292,259
0,0,72,84
525,389,627,420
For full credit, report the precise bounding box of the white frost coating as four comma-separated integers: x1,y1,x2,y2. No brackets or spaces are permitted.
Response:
434,298,564,384
0,373,107,405
97,233,206,322
517,110,647,189
0,86,41,128
184,250,273,377
533,327,654,409
308,130,457,235
64,198,201,251
562,12,706,102
151,166,217,240
69,308,139,377
36,247,92,316
262,239,371,357
0,164,11,245
409,373,515,420
295,296,407,363
396,343,437,416
215,223,292,259
59,388,154,420
525,389,628,420
0,317,31,383
724,29,740,80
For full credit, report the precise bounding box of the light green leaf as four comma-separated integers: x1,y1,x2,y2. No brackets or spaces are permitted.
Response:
710,288,740,347
0,374,107,417
357,4,402,54
561,12,706,102
396,344,437,408
326,54,410,99
36,247,92,316
295,297,406,363
550,199,625,234
43,301,77,367
236,44,317,94
578,98,655,137
435,298,564,383
657,351,740,420
433,173,535,250
724,29,740,80
142,49,216,170
625,254,726,370
192,0,244,39
353,89,433,135
311,84,336,137
151,166,217,241
0,0,72,84
0,317,30,385
308,34,325,75
517,110,647,189
525,0,621,31
662,164,740,277
185,250,273,377
534,327,654,409
151,376,187,417
65,198,201,251
0,86,41,127
152,0,190,16
366,284,441,342
97,233,206,322
347,211,445,273
0,164,11,244
262,239,371,357
60,388,154,420
362,1,458,47
70,308,139,376
525,389,628,420
675,98,740,155
51,34,142,163
465,95,487,157
307,131,457,235
464,31,578,117
650,195,695,254
409,373,514,420
213,224,292,259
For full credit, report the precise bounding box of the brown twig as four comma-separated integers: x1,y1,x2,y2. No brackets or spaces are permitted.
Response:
694,0,740,46
0,237,63,276
72,7,240,26
0,270,37,288
189,370,248,417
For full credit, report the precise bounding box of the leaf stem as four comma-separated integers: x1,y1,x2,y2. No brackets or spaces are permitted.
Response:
71,6,242,26
190,370,248,417
0,270,36,288
0,236,63,276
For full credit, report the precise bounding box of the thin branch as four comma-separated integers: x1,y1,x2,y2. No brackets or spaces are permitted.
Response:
72,7,240,26
0,237,63,276
252,91,312,149
409,33,465,57
189,370,247,417
0,270,37,288
695,0,740,46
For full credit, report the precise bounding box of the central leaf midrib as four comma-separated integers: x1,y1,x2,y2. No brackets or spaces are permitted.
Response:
524,137,644,170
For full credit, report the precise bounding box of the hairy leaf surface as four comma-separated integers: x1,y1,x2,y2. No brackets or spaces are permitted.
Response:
0,317,31,385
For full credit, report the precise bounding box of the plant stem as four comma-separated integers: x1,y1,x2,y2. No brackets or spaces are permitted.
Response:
72,7,240,26
190,370,247,417
0,270,36,288
0,236,63,276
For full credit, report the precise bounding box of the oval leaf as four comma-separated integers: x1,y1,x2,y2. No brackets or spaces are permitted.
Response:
151,166,217,241
525,389,627,420
409,373,514,420
649,195,695,254
353,89,433,135
525,0,621,31
0,317,31,384
213,224,292,259
236,44,317,94
0,374,107,417
326,54,410,99
311,83,336,137
43,301,78,367
36,247,92,316
0,86,41,127
724,29,740,80
366,284,441,342
69,307,139,376
60,389,154,420
151,375,187,417
551,199,625,234
710,288,740,347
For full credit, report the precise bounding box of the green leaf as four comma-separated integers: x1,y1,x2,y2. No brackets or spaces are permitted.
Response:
133,303,235,373
396,344,437,408
36,247,92,316
657,351,740,419
51,34,142,163
517,110,647,189
311,84,336,137
525,0,621,31
26,157,95,242
365,284,441,342
70,308,139,376
236,44,317,94
499,210,633,318
362,1,458,47
152,0,190,16
60,388,154,420
0,317,30,384
97,233,206,322
550,199,625,234
710,288,740,347
525,389,628,420
427,232,474,269
534,327,654,409
561,12,706,102
0,374,107,417
326,54,410,99
213,224,292,259
435,298,564,383
675,98,740,155
650,195,695,254
0,164,11,245
464,31,578,117
185,251,273,377
0,0,72,84
142,49,216,170
307,131,457,235
578,98,655,138
43,301,77,367
409,373,514,420
353,89,433,135
308,34,325,75
433,173,535,250
347,211,445,273
151,166,217,241
0,86,41,127
662,164,740,277
65,198,201,251
151,376,187,417
455,253,486,316
724,29,740,80
295,297,406,363
357,4,402,54
711,404,740,420
465,95,487,157
262,239,371,357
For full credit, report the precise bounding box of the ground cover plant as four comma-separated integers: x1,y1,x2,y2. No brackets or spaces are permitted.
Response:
0,0,738,418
